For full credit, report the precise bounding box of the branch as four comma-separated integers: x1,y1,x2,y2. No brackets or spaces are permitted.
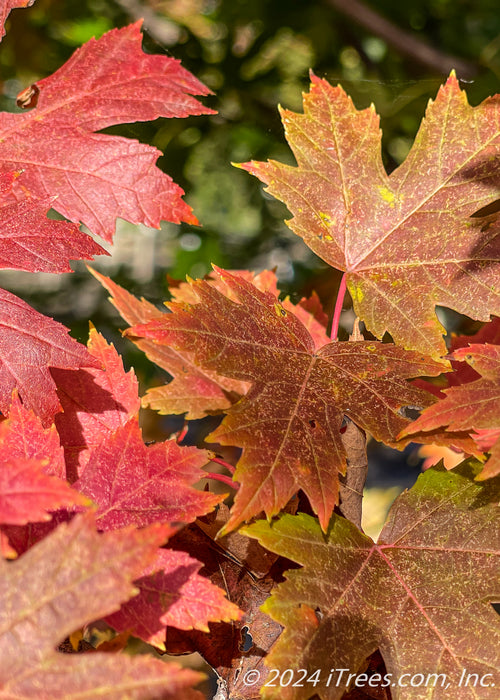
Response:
338,418,368,529
324,0,477,78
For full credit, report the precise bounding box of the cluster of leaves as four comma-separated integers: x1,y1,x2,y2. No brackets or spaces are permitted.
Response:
0,2,499,699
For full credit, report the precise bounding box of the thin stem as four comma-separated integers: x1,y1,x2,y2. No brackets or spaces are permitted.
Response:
205,472,238,489
210,456,236,475
330,273,347,340
175,424,188,444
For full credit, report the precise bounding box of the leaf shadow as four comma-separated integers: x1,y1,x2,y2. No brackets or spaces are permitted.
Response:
131,559,202,638
451,149,500,280
51,367,130,483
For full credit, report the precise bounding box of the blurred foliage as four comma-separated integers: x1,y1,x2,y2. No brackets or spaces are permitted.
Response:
0,0,499,366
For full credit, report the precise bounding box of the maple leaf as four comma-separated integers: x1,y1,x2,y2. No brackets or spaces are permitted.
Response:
52,326,140,480
0,512,204,699
0,172,105,272
127,268,444,531
448,317,500,386
74,417,221,530
0,290,100,426
0,389,73,554
0,457,86,525
0,22,214,242
451,317,500,352
105,547,241,650
242,461,500,700
240,73,500,359
401,343,500,479
170,268,331,351
0,511,71,559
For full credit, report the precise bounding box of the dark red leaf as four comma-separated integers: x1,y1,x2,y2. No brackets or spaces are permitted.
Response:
127,268,444,532
105,547,241,650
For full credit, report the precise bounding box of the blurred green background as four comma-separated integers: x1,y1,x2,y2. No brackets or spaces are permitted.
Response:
1,0,499,399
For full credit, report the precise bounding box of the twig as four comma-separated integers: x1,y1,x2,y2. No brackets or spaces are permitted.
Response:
324,0,477,78
338,418,368,529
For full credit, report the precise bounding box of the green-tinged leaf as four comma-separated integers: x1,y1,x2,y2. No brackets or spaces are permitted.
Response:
243,461,500,700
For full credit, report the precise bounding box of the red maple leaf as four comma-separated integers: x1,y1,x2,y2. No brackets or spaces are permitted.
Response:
0,457,87,526
0,22,214,242
74,417,221,530
127,268,445,531
1,390,65,478
0,290,100,425
240,73,500,360
0,391,87,525
0,391,81,544
105,547,241,650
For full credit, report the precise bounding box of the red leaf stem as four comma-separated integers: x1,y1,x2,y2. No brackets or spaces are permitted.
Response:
210,456,236,475
205,472,238,489
330,273,347,340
